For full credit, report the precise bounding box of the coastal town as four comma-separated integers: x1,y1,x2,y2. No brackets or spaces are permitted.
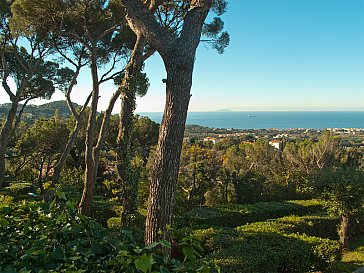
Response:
184,125,364,150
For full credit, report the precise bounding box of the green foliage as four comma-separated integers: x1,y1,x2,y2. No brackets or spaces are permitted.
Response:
192,221,342,273
181,199,324,229
6,182,33,195
58,167,84,192
90,199,118,226
238,214,338,240
0,193,217,273
312,168,364,218
0,194,13,207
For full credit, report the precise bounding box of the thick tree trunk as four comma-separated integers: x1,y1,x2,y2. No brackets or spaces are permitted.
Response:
145,57,193,244
0,99,19,187
79,53,99,215
339,214,349,249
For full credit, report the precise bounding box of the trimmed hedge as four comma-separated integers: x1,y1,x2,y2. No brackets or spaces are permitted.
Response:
181,199,325,229
238,214,338,240
193,225,342,273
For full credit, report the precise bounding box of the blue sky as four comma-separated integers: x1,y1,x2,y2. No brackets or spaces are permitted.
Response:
1,0,364,112
138,0,364,111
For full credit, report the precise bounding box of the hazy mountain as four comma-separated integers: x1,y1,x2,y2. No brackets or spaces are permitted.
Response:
0,100,81,121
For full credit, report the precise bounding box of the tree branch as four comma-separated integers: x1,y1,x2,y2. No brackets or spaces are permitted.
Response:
0,50,16,101
121,0,174,58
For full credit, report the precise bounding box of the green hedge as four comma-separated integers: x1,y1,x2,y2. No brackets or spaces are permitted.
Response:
238,214,338,240
193,225,342,273
181,199,324,229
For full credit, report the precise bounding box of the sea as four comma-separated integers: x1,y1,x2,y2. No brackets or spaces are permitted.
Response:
137,111,364,130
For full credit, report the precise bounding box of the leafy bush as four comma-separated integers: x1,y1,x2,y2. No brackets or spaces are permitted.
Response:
0,194,13,207
193,225,341,273
288,233,342,271
58,167,84,192
203,231,311,273
238,214,338,240
0,192,216,273
90,199,118,226
6,182,33,195
181,199,324,229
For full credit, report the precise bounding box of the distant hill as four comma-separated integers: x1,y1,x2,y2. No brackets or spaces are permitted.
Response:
0,100,81,121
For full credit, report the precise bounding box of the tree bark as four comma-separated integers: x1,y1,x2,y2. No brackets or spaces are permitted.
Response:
145,56,193,243
78,54,122,215
121,0,212,244
0,98,20,187
339,214,349,249
78,51,99,215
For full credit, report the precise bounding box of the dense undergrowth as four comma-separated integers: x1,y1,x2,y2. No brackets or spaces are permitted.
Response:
2,187,364,273
0,192,216,273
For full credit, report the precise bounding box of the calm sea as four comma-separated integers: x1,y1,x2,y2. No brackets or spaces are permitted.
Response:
137,111,364,129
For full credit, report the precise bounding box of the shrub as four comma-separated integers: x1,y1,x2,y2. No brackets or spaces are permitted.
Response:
192,213,342,273
0,194,13,207
181,199,324,229
205,232,311,273
6,182,33,195
238,215,338,240
289,233,342,271
90,199,118,226
58,167,84,192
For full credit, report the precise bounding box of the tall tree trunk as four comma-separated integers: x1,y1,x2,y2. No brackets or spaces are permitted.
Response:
117,34,145,226
79,52,99,215
0,98,19,187
145,57,193,244
121,0,212,244
339,214,349,249
37,158,45,193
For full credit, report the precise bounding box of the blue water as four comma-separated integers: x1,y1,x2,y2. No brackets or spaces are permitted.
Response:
137,111,364,129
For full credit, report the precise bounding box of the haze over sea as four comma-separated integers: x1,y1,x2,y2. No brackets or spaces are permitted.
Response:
138,111,364,130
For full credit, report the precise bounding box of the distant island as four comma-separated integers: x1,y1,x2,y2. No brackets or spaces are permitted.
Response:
215,109,233,112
